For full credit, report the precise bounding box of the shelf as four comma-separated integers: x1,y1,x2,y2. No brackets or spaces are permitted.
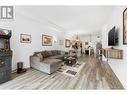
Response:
103,48,123,59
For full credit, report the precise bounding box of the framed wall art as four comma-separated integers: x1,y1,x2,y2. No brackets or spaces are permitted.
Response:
42,34,53,46
20,34,31,43
123,8,127,44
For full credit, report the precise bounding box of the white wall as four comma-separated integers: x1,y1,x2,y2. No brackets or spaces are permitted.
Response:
101,6,127,89
0,7,72,71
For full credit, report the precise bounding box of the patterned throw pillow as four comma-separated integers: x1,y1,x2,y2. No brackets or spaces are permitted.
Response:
57,50,61,55
41,51,47,58
36,53,43,62
54,50,58,55
48,51,53,56
51,50,56,56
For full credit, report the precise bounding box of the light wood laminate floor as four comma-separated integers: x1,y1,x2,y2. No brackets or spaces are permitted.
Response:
0,54,124,89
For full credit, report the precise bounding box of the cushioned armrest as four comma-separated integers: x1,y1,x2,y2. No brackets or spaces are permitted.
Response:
30,56,41,63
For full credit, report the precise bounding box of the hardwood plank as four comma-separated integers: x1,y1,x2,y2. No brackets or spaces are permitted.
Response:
0,54,124,89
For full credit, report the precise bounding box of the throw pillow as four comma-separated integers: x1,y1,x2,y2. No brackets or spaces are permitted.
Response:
48,51,53,56
36,53,43,62
42,51,47,58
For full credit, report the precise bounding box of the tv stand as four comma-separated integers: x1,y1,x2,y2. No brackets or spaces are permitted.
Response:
103,48,123,59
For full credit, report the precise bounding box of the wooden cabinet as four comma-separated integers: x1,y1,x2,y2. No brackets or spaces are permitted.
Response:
103,48,123,59
0,51,12,84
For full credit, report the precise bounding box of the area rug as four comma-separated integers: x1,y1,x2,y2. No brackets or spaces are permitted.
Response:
57,62,86,77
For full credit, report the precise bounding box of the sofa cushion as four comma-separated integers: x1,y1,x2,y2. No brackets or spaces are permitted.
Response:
36,50,64,59
51,50,57,56
48,51,53,56
33,52,44,62
46,51,51,57
48,55,63,59
42,51,49,58
57,50,61,55
51,50,54,55
43,58,62,65
55,50,58,55
48,56,59,59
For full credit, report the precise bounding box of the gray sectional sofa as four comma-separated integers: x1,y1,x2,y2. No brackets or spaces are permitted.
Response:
30,50,65,74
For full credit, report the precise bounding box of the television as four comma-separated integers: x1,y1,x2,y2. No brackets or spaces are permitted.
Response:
108,26,118,46
0,39,6,49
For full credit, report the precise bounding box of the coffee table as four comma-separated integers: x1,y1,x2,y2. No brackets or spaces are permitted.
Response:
64,56,77,66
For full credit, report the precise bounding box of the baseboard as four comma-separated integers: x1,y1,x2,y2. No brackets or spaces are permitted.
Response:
11,67,30,74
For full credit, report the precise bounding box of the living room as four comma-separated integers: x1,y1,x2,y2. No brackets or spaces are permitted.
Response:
0,5,127,91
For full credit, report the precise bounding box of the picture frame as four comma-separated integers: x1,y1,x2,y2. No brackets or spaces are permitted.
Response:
42,34,53,46
20,34,31,43
65,39,71,47
123,8,127,44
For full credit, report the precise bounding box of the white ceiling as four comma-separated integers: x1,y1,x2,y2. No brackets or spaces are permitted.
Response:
16,6,115,36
